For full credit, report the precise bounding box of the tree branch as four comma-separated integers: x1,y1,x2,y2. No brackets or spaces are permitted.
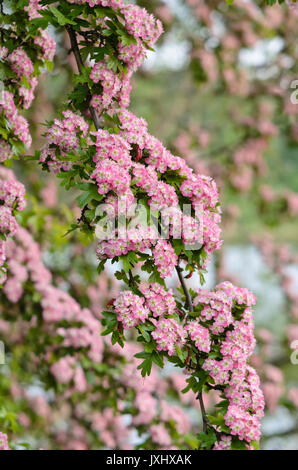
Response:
197,391,208,434
175,264,193,314
66,25,101,130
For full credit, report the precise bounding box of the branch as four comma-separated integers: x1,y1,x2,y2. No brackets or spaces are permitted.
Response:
128,269,137,289
66,25,101,130
197,391,208,434
175,264,193,314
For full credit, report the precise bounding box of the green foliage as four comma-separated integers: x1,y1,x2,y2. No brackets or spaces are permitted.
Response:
135,350,164,377
197,429,217,449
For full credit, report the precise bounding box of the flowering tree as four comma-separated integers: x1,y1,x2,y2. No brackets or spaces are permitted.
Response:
1,0,295,451
134,0,298,447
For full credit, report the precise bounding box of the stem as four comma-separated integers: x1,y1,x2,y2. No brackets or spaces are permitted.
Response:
128,269,137,288
175,265,193,314
66,25,101,130
197,391,208,434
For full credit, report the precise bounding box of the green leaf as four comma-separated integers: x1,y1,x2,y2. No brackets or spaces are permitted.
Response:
69,83,89,106
197,429,217,449
76,191,90,209
175,345,188,363
111,330,124,347
120,251,138,273
251,440,260,450
137,357,152,377
97,259,106,274
138,325,151,343
151,351,164,369
231,439,248,450
181,377,195,394
63,223,79,237
148,268,165,286
45,60,54,72
48,6,77,26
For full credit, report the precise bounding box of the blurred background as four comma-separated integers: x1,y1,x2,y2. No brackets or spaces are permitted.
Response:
1,0,298,450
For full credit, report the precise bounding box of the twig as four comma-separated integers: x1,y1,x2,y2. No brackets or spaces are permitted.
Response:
197,391,208,434
128,269,137,288
175,264,193,314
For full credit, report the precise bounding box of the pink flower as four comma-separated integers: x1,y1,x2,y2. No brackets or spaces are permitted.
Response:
0,432,10,450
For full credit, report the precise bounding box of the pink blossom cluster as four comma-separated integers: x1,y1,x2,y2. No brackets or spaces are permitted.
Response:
8,47,34,78
160,206,203,248
0,432,10,450
96,227,155,259
118,111,192,177
91,109,222,277
133,392,157,425
91,408,131,450
69,0,124,9
0,178,26,212
141,283,176,317
0,140,13,163
180,176,222,252
152,318,186,356
194,281,255,334
3,226,104,373
224,368,264,442
1,15,56,166
0,91,31,148
118,110,150,148
50,356,76,385
0,206,18,237
0,167,26,283
213,435,232,451
91,159,131,195
149,424,172,447
148,181,179,212
102,191,136,220
118,40,147,70
51,358,87,393
191,282,264,443
8,48,38,109
160,400,191,435
86,5,161,111
42,286,103,363
132,163,158,191
34,29,56,62
40,111,89,174
24,0,45,20
181,214,202,246
185,321,210,353
90,63,124,111
113,291,150,329
41,99,224,269
92,129,132,168
153,239,178,278
84,110,221,277
122,5,163,47
232,138,268,181
82,2,162,112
